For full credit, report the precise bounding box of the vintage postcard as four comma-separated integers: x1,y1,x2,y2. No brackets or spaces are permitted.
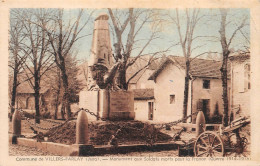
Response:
0,0,260,165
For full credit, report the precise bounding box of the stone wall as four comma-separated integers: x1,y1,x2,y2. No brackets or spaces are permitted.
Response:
16,93,34,109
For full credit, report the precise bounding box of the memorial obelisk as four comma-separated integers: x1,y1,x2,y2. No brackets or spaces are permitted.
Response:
79,13,135,121
87,13,113,90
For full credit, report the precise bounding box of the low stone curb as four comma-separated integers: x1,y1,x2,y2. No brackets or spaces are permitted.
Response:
14,138,72,156
11,137,181,156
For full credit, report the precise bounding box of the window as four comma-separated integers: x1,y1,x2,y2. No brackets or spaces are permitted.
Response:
203,80,210,89
244,64,250,90
170,95,175,104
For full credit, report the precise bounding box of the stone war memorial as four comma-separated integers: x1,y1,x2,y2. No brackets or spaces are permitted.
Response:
79,13,135,121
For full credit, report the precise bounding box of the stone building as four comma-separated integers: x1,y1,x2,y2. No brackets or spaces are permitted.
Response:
148,56,230,123
16,81,50,111
229,52,250,117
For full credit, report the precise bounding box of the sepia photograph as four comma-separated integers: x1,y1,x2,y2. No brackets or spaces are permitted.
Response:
1,1,260,165
8,7,252,157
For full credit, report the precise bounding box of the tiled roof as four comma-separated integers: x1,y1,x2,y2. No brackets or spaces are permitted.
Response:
16,68,54,94
16,80,49,94
229,52,250,61
16,81,34,93
149,55,230,81
126,55,162,84
132,88,154,100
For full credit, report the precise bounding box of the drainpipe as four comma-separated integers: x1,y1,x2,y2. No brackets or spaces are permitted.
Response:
190,76,197,123
231,62,233,108
230,62,234,122
97,90,100,120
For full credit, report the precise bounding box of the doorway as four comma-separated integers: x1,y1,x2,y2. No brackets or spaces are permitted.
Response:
148,102,154,120
197,99,210,123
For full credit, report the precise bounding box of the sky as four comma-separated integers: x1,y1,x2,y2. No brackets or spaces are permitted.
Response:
12,8,250,63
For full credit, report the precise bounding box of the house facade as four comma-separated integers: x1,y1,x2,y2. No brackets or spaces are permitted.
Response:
125,55,161,121
148,56,229,123
132,89,154,121
229,52,250,118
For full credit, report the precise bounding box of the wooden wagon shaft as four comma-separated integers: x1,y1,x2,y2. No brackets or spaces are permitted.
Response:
231,116,248,124
223,117,250,133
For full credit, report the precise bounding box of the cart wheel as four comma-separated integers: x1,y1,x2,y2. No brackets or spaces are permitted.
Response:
194,131,224,157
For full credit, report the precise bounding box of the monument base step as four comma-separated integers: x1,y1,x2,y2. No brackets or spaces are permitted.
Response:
109,111,135,120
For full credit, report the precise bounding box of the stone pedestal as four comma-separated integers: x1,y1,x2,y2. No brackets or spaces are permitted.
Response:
79,90,135,120
108,90,135,120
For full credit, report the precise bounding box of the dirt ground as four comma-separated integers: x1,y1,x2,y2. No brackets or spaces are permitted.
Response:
9,118,251,157
9,144,55,156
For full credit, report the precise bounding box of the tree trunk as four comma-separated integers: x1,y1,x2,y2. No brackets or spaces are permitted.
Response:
34,73,40,124
219,9,230,127
60,57,71,119
182,60,190,122
221,51,230,127
54,85,61,120
54,98,58,120
10,68,18,122
60,101,65,119
54,92,60,120
118,63,128,90
54,70,61,120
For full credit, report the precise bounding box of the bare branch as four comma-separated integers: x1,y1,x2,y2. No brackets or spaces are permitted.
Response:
191,44,207,53
227,17,247,47
192,35,219,41
126,64,147,85
40,61,56,78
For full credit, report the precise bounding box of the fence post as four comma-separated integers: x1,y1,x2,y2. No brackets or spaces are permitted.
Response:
71,109,93,156
12,109,21,144
195,111,206,137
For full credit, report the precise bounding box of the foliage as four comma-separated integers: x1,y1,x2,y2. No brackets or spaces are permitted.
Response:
209,102,222,124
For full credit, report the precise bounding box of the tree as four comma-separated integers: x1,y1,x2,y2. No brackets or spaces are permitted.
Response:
14,9,55,123
44,65,61,119
219,9,248,127
169,9,205,122
24,9,55,123
8,13,28,121
108,8,168,90
45,53,82,119
40,9,93,119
